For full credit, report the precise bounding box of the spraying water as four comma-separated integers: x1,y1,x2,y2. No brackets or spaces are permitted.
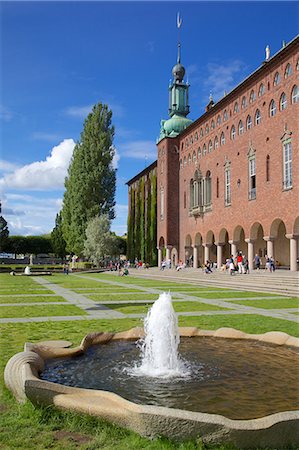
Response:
131,292,190,378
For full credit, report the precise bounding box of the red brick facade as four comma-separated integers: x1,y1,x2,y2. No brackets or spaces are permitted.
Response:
157,37,299,270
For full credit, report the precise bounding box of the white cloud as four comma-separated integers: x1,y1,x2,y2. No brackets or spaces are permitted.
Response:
204,60,247,101
0,139,75,191
118,140,157,160
112,147,120,169
0,160,19,173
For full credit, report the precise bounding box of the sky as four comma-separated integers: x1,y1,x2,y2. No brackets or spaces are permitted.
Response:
1,1,298,237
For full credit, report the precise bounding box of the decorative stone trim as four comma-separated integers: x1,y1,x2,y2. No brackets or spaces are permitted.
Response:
4,327,299,448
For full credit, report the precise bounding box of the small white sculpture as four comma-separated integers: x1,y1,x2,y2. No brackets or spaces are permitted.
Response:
265,45,270,61
24,266,31,275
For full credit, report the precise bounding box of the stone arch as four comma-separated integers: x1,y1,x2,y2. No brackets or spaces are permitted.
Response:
194,232,204,268
250,222,266,258
205,230,216,264
218,228,230,261
270,219,289,267
185,234,192,262
233,226,246,255
171,247,178,267
158,236,165,248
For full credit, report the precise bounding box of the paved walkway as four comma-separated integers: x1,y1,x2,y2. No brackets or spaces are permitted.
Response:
0,270,297,323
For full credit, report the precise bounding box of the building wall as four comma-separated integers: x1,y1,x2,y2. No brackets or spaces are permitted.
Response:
157,39,299,269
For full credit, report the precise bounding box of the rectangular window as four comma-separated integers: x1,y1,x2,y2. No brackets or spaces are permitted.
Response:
283,140,292,189
225,169,231,206
184,191,186,209
249,157,256,200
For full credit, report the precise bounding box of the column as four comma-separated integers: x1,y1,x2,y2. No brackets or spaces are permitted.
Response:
245,238,254,271
166,246,171,261
157,247,162,268
228,240,237,258
203,244,210,263
263,236,274,258
286,234,298,272
216,243,223,270
193,246,198,269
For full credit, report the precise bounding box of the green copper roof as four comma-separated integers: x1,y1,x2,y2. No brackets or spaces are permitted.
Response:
159,114,192,140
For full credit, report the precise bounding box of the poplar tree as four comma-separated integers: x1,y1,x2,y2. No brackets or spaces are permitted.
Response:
51,212,66,260
61,103,116,254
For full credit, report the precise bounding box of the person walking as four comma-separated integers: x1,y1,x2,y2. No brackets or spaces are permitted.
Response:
253,254,261,270
237,252,243,274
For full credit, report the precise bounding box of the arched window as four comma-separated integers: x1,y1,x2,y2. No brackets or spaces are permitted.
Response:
249,90,255,103
258,83,265,97
246,115,252,130
231,125,236,140
266,155,270,182
195,131,198,141
241,96,247,109
200,128,204,137
291,85,299,104
188,153,191,165
205,124,209,134
180,159,183,169
280,92,287,111
183,156,187,167
216,177,219,198
192,150,196,162
238,120,244,135
214,136,219,150
203,144,207,156
223,109,228,121
220,132,225,146
211,119,215,130
198,146,202,159
217,114,221,125
269,99,277,117
255,109,261,125
297,59,299,71
273,72,280,86
208,140,213,153
284,63,292,78
234,101,239,113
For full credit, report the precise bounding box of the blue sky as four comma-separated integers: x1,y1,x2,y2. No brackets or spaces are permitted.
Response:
1,1,298,236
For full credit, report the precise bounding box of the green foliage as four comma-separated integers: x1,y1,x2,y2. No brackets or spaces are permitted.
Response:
150,172,157,265
83,215,119,265
0,211,9,252
61,103,116,255
5,235,52,256
140,178,145,261
51,212,66,260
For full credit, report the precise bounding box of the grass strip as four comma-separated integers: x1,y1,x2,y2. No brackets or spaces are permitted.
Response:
191,291,281,299
87,293,165,302
101,302,229,314
0,295,65,304
228,298,299,309
0,304,86,318
73,287,144,293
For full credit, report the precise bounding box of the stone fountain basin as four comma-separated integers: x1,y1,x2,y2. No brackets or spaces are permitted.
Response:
4,327,299,448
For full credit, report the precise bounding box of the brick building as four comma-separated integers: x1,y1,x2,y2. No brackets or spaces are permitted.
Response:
128,35,299,271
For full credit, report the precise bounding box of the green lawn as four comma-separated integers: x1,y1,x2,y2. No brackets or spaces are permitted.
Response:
87,293,168,302
73,287,145,293
191,291,281,299
0,304,86,318
229,297,299,309
0,288,52,295
102,301,230,314
0,272,298,449
0,295,65,304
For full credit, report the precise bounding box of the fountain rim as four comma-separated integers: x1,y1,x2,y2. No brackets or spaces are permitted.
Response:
4,326,299,447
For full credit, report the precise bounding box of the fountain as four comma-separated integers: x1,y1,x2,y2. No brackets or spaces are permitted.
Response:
4,293,299,448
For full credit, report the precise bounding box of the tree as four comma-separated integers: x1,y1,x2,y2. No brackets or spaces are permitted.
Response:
83,215,118,266
0,202,9,252
61,103,116,255
51,212,66,260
